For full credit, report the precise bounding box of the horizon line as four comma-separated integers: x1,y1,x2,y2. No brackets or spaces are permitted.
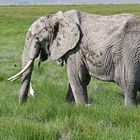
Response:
0,3,140,5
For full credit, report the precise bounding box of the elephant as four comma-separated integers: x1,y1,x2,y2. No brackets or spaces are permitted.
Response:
8,10,140,105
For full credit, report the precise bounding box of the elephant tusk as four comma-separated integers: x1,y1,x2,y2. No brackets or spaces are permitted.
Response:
8,59,34,82
9,75,21,82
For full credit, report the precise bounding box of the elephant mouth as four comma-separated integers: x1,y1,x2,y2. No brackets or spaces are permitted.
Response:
40,46,50,62
40,49,48,61
39,41,51,61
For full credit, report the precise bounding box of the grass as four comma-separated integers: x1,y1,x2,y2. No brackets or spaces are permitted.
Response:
1,4,140,140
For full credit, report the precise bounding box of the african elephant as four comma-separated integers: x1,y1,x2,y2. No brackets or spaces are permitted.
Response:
8,10,140,105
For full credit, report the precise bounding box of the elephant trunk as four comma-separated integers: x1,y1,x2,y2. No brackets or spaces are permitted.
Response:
19,58,34,103
8,39,40,103
19,42,40,103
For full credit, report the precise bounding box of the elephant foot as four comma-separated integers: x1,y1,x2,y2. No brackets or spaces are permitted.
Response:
124,98,137,106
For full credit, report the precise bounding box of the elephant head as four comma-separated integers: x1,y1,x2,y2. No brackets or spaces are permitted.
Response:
8,11,80,103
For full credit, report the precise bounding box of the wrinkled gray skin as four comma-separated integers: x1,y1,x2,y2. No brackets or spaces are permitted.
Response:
10,10,140,105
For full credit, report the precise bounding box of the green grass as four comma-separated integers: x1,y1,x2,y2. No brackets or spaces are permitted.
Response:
1,4,140,140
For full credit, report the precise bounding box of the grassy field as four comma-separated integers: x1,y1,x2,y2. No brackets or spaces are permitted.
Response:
1,4,140,140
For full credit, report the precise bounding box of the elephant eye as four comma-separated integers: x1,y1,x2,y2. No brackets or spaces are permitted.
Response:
45,27,47,31
35,36,40,41
36,38,41,45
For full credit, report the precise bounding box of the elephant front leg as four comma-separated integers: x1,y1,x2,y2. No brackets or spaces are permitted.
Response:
67,59,89,104
68,76,88,104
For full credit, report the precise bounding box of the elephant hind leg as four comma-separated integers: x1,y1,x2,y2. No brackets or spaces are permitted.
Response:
123,81,138,106
124,65,140,105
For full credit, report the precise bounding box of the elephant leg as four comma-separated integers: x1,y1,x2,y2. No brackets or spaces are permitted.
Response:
66,52,90,104
123,81,138,106
67,74,88,104
65,84,75,102
123,64,140,105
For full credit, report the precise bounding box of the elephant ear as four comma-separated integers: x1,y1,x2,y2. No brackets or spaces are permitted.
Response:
50,14,80,60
